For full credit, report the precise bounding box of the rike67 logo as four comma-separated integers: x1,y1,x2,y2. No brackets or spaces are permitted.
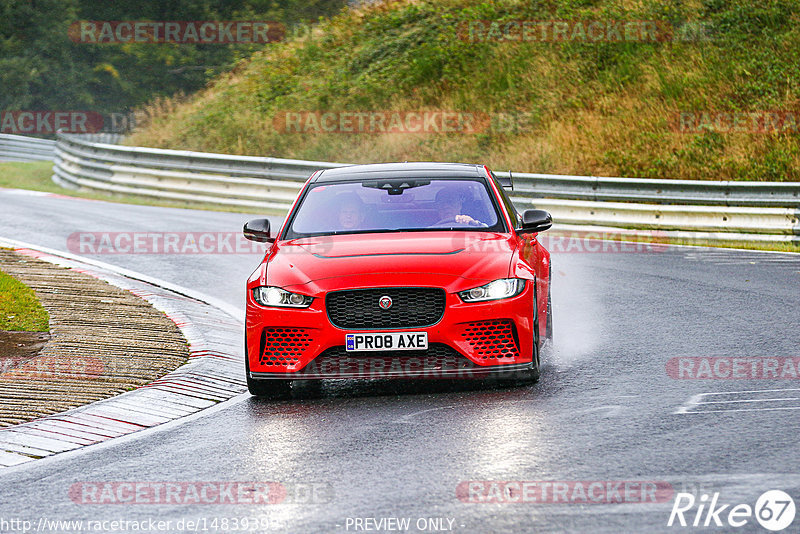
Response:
668,490,796,531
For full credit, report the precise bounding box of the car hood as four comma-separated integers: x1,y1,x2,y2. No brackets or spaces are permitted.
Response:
257,232,515,292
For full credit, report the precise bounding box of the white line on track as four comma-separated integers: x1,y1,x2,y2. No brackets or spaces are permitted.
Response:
679,406,800,414
697,397,800,404
674,388,800,414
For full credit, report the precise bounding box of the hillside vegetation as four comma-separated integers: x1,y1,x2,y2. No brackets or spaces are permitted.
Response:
129,0,800,181
1,0,347,120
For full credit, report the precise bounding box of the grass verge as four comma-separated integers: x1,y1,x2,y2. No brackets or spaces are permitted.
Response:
0,267,49,331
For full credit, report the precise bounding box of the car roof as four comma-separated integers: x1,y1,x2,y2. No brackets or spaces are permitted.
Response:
313,162,486,182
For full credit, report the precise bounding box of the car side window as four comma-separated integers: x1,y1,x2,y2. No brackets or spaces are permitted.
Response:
490,172,520,228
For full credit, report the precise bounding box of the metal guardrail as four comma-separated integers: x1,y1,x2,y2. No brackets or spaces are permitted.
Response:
0,134,56,162
8,132,800,242
52,133,342,210
505,172,800,207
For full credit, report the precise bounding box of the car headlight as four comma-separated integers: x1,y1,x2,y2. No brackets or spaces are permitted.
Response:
252,286,313,308
458,278,526,302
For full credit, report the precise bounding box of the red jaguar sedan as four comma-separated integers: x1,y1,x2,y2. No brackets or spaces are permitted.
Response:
243,162,552,397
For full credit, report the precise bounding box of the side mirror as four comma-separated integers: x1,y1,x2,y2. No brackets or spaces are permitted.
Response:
519,209,552,234
243,219,273,243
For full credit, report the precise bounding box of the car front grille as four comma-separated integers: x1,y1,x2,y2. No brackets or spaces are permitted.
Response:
325,287,446,329
297,343,477,378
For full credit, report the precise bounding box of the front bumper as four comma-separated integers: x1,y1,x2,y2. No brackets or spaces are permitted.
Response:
250,363,533,380
245,282,536,380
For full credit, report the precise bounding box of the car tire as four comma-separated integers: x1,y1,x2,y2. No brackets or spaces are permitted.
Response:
545,281,553,344
507,294,540,385
500,334,540,386
245,338,292,399
527,321,541,384
529,275,545,382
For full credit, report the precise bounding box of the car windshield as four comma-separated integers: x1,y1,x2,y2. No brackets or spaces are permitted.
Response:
285,178,503,238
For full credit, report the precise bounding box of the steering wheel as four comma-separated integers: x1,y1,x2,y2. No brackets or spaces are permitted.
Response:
432,217,458,226
431,216,485,227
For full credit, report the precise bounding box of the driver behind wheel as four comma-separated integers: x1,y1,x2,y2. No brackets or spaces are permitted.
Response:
433,188,485,227
334,192,366,230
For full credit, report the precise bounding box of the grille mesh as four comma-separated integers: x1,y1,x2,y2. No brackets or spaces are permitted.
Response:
460,320,520,360
298,343,476,377
326,287,445,329
259,327,312,366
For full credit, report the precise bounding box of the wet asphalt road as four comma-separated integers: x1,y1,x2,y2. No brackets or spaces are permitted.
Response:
0,188,799,533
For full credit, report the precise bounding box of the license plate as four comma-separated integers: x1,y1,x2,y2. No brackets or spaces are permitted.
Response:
345,332,428,352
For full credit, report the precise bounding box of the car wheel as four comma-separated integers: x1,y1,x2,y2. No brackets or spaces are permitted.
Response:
245,338,292,399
